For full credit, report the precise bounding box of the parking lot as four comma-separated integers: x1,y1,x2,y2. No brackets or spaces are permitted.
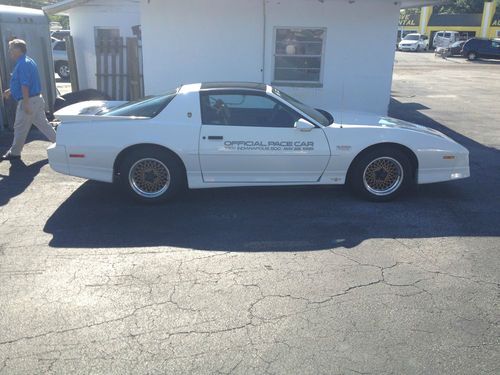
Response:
0,52,499,374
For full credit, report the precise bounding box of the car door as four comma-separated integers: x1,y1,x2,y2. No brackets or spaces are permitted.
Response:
198,91,331,183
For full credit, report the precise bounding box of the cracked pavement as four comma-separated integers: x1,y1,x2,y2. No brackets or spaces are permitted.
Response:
0,53,499,374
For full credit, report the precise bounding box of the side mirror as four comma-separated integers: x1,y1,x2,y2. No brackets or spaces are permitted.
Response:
294,118,315,132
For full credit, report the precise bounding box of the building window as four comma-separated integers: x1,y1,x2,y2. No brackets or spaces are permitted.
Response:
273,28,326,87
94,27,120,41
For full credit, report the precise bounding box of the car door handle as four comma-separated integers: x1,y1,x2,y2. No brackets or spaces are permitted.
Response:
207,136,223,140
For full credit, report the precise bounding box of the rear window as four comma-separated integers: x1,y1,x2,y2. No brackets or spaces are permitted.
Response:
102,89,178,118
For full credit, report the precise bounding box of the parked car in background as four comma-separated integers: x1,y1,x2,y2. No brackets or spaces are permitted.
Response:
398,33,429,52
51,29,70,41
433,31,461,49
462,38,500,61
52,39,70,80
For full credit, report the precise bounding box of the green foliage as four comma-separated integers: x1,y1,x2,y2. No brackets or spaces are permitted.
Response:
435,0,496,14
403,1,499,16
50,14,70,29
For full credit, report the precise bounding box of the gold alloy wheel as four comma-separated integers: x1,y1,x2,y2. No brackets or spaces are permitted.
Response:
363,157,404,197
128,158,171,198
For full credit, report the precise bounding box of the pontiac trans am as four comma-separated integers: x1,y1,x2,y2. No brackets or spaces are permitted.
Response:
48,82,470,202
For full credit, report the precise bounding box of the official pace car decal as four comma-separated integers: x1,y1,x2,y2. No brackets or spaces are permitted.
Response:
223,141,314,152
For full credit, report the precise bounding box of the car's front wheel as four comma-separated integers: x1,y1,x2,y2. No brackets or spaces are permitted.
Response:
118,149,185,203
349,148,413,202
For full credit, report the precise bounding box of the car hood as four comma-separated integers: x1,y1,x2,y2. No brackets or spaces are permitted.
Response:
334,111,452,140
400,40,418,44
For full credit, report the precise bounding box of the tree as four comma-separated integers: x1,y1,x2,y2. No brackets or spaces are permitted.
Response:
435,0,499,14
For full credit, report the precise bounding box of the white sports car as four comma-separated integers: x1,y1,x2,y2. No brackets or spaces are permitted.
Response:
48,82,470,202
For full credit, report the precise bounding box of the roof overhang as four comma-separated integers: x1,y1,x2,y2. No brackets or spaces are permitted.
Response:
43,0,89,15
43,0,446,16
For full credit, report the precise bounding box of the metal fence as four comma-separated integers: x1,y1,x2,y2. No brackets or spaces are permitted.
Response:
95,36,144,101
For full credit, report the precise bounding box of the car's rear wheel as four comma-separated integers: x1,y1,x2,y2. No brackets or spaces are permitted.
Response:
467,52,477,61
56,62,70,79
118,149,185,203
349,148,413,202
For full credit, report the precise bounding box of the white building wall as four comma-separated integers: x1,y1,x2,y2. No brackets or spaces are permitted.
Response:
141,0,400,115
141,0,264,94
67,0,140,90
265,0,399,114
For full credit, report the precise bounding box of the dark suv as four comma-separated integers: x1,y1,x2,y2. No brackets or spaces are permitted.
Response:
462,38,500,61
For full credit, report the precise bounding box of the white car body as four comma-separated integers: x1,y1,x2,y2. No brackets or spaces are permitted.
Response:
48,83,469,194
433,31,461,49
398,33,429,52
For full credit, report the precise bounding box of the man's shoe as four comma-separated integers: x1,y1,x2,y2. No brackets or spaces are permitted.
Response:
1,152,21,161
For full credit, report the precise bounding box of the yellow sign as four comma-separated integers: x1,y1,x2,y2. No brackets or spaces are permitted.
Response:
399,14,420,27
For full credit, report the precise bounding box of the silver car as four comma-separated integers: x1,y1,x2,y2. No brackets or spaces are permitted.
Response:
52,39,70,80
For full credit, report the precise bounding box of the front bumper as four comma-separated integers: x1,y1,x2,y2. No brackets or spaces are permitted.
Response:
399,44,418,51
47,144,70,175
417,150,470,184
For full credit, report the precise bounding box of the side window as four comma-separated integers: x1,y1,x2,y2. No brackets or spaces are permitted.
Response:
200,92,300,128
492,41,500,49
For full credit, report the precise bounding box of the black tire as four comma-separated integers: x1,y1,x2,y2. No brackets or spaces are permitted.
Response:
348,147,414,202
56,62,70,79
467,52,477,61
118,148,185,203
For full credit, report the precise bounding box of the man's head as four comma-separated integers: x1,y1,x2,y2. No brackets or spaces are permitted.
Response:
8,39,27,61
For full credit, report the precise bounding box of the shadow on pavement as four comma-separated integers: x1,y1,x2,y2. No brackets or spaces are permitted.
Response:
43,99,500,251
0,159,48,207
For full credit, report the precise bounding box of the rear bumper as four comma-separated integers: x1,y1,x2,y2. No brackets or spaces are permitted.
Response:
47,144,70,175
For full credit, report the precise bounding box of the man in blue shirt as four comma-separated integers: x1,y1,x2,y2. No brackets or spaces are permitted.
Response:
1,39,56,161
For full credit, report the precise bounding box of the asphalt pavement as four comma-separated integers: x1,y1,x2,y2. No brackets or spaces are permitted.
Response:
0,52,499,374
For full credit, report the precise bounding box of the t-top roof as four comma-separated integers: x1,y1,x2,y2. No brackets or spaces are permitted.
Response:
200,82,267,92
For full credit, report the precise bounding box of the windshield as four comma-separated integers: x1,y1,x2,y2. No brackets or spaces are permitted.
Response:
272,88,330,126
403,34,420,41
102,89,178,118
